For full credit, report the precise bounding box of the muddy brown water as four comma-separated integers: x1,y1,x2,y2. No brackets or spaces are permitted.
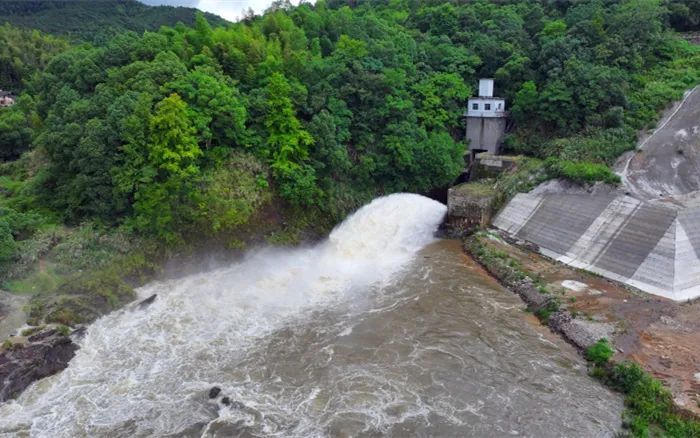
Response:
0,195,622,437
204,240,624,437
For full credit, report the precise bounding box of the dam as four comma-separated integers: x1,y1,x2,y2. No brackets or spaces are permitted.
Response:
493,87,700,302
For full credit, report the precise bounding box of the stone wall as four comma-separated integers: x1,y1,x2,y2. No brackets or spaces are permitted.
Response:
446,182,497,234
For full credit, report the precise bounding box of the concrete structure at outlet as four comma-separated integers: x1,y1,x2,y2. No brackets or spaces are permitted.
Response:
465,79,507,160
493,86,700,302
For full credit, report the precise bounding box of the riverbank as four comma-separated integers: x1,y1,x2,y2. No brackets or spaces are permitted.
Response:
463,229,700,433
0,198,334,402
0,209,626,436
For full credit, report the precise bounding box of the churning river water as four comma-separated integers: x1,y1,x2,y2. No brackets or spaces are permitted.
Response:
0,194,622,437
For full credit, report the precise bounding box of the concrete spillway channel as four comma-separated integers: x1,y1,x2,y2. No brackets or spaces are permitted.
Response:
494,87,700,302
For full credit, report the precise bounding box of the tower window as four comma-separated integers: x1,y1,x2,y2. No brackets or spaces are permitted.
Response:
472,103,478,110
484,103,491,111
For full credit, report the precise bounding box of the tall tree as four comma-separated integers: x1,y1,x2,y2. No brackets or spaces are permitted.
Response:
263,72,316,206
127,93,202,239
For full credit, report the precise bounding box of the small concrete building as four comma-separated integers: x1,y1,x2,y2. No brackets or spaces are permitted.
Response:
465,79,507,160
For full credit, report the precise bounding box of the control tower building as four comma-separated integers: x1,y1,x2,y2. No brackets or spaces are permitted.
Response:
465,79,507,160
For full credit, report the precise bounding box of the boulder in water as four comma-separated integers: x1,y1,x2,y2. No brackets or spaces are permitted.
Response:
208,386,221,399
138,294,157,309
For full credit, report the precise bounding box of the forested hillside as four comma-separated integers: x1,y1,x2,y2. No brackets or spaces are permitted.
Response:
0,24,70,91
0,0,228,42
1,0,699,325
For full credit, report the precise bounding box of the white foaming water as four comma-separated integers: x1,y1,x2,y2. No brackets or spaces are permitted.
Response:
0,194,446,437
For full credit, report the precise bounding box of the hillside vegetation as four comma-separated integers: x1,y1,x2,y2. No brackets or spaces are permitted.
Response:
1,0,699,326
0,0,228,42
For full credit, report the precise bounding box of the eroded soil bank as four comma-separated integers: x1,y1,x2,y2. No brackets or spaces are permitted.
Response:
466,230,700,418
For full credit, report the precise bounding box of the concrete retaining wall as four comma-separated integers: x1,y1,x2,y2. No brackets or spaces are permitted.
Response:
494,191,700,301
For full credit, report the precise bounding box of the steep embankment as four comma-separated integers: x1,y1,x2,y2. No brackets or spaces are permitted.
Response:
494,87,700,301
465,230,700,429
619,86,700,199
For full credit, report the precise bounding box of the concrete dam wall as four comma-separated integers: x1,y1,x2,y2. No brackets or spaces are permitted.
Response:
494,87,700,302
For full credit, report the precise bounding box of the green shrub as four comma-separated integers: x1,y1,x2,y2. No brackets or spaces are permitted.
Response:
534,298,560,323
543,128,635,165
544,157,621,185
592,361,700,437
6,267,61,294
51,224,136,273
0,219,15,264
585,338,614,366
20,326,42,337
492,158,548,212
197,151,271,234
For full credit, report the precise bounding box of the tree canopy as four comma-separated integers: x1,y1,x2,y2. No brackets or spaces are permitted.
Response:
1,0,699,244
0,0,228,43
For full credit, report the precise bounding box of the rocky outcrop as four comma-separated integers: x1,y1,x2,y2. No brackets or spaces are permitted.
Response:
137,294,157,309
0,328,78,402
548,311,615,350
510,277,551,311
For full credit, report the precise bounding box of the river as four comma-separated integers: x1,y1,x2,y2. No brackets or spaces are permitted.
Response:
0,194,621,437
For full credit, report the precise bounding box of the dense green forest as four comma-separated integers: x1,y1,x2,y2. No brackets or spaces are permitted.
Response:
0,0,228,42
1,0,700,327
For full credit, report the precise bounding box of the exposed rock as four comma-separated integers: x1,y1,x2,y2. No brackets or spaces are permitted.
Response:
0,329,78,402
70,326,88,340
27,328,58,342
221,396,231,406
511,278,550,311
208,386,221,399
561,280,589,293
138,294,157,309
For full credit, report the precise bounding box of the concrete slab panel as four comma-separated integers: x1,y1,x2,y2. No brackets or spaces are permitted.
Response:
673,221,700,300
494,191,700,301
516,195,614,255
677,207,700,260
492,193,543,235
563,196,642,268
628,219,676,293
592,203,677,279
